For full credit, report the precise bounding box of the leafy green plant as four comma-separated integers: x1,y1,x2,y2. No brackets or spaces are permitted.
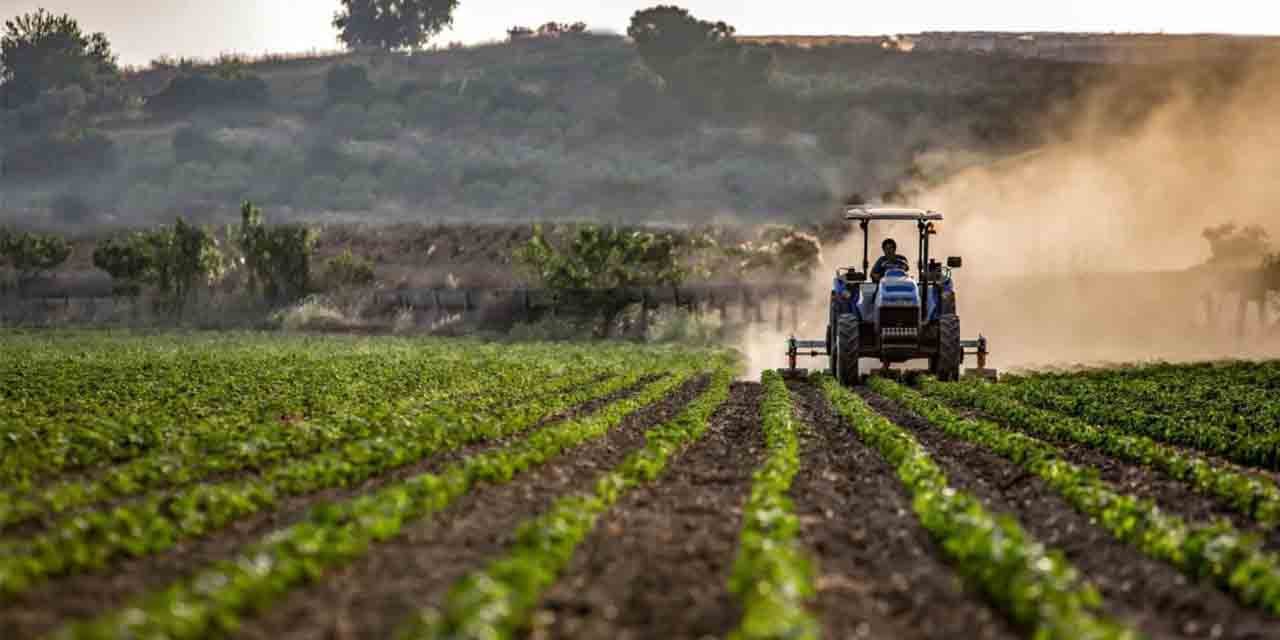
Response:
924,378,1280,527
727,371,818,640
403,364,735,640
50,357,716,638
873,377,1280,616
823,376,1135,639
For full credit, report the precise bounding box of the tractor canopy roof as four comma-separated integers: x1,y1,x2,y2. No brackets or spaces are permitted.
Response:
844,207,944,222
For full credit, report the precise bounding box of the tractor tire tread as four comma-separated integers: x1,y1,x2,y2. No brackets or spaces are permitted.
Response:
936,313,962,381
836,313,860,386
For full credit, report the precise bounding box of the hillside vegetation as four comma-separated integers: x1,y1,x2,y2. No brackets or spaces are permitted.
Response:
0,30,1090,230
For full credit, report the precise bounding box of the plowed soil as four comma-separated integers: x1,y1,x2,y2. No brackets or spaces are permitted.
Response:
231,375,710,640
788,381,1019,640
0,376,661,640
860,389,1280,640
526,382,763,640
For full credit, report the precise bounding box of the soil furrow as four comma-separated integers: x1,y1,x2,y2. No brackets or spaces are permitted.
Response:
861,389,1280,640
1,373,625,540
229,375,710,640
524,381,762,640
0,376,657,640
787,381,1019,640
968,407,1280,550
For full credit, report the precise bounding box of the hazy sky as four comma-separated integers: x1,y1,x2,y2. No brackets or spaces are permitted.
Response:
2,1,1277,66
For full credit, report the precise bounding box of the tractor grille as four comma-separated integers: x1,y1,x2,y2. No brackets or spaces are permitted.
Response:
879,307,919,328
880,307,919,345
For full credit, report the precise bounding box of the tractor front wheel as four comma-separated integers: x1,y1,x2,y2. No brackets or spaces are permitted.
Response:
835,313,860,386
933,313,962,381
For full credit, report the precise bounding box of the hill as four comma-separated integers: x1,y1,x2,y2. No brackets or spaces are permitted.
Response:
0,32,1095,231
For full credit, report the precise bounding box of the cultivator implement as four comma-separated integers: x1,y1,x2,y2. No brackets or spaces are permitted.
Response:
781,333,999,381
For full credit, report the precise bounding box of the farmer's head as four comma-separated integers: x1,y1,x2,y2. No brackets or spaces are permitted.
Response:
882,238,898,256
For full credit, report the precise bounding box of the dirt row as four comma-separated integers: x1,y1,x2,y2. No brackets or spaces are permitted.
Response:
525,382,764,640
232,375,712,640
860,389,1280,640
13,375,1279,639
964,403,1280,551
0,375,666,639
788,382,1019,640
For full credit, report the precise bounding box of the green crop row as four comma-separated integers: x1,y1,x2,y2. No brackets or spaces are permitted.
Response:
400,367,736,640
1006,362,1280,440
872,377,1280,616
822,376,1137,640
52,359,726,639
923,379,1280,527
726,371,818,640
0,360,602,531
1006,378,1280,470
0,336,470,474
0,361,674,599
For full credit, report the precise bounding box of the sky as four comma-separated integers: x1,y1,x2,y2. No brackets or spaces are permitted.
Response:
1,0,1277,66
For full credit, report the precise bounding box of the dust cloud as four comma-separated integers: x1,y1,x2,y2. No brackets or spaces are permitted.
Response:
739,50,1280,377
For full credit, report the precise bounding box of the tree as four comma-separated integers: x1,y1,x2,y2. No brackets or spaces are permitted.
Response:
516,224,691,336
236,201,317,303
627,6,734,80
626,6,770,113
0,231,72,290
1,8,118,108
92,233,152,295
333,0,460,51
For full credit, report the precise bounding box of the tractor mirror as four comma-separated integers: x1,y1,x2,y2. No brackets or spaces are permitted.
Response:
947,256,963,268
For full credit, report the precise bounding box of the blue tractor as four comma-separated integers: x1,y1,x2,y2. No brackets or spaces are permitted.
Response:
785,207,996,385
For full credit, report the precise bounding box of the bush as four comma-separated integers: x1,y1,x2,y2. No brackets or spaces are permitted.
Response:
322,249,376,289
1,129,117,177
147,71,270,116
325,64,374,104
173,125,226,164
236,201,316,303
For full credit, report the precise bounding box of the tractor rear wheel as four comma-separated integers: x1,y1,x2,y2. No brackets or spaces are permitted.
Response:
934,313,962,381
835,313,860,386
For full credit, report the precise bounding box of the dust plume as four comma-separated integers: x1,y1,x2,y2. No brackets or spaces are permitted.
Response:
740,49,1280,376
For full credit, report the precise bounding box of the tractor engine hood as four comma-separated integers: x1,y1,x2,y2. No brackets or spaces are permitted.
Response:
877,271,920,307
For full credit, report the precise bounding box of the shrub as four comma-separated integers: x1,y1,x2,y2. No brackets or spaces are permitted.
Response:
1,128,116,177
173,125,226,165
322,249,376,289
236,201,316,303
325,63,374,104
147,71,270,116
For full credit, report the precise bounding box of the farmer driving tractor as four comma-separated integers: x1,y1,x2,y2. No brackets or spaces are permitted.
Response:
871,238,910,282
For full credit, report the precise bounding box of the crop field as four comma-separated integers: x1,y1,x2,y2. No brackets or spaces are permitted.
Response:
2,332,1280,639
